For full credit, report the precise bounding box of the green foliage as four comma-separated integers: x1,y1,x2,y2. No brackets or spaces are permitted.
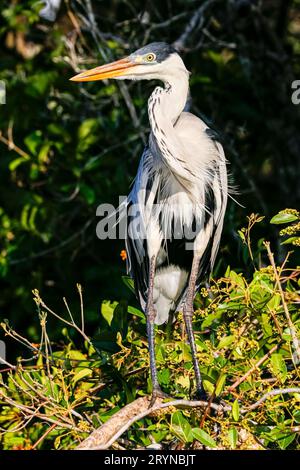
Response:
0,0,299,340
271,209,300,247
0,213,299,449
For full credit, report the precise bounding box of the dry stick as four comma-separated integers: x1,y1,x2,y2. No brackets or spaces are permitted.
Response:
75,396,228,450
264,241,300,365
77,284,85,334
0,390,80,431
36,295,92,348
0,131,30,159
31,423,57,450
0,357,16,370
228,344,279,391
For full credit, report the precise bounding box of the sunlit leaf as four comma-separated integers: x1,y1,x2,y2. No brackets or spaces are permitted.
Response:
232,399,240,421
270,213,298,224
192,428,217,448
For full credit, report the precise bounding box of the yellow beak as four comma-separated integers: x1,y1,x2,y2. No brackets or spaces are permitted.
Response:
69,57,137,82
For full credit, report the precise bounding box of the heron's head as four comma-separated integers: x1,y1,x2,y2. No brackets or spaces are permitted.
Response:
70,42,188,83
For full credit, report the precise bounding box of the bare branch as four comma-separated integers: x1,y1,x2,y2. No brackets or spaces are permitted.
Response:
75,396,228,450
173,0,216,51
244,387,300,412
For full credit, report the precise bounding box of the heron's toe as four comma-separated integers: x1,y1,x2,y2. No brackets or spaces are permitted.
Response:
149,388,170,407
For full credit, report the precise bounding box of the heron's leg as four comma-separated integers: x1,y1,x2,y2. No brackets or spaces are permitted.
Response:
146,255,166,404
183,253,206,399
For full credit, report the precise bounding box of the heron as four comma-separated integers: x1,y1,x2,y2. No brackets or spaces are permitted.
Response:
71,42,228,402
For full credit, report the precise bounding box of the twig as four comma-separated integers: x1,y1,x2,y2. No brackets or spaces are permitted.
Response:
0,130,30,159
33,289,94,350
264,241,300,364
228,343,279,391
77,284,85,334
0,390,80,431
31,423,57,450
0,357,16,370
243,387,300,412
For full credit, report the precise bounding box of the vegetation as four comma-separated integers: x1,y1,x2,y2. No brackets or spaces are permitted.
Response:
0,0,299,450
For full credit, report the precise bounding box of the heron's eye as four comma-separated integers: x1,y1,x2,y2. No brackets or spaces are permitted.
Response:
145,53,156,62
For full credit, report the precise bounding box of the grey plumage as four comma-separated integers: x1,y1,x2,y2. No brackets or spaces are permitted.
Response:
70,42,228,399
125,49,227,325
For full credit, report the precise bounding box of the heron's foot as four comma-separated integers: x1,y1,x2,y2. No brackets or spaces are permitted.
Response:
149,387,170,407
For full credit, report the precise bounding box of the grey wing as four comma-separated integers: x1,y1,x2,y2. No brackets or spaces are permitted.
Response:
125,146,159,311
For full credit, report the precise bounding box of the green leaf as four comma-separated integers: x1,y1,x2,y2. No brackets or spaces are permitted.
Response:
232,399,240,421
171,411,193,443
122,276,135,294
229,270,245,288
270,213,298,224
224,265,231,277
201,311,223,328
203,379,215,395
217,335,235,349
215,373,227,396
238,230,246,243
293,410,300,423
67,350,87,361
78,118,99,140
80,184,95,205
270,353,287,383
281,237,300,245
267,293,281,310
261,313,273,337
192,428,217,448
24,130,43,155
92,330,119,353
278,433,296,450
127,305,145,320
73,368,92,385
111,300,128,338
101,300,118,326
228,427,238,449
9,156,30,171
282,327,293,342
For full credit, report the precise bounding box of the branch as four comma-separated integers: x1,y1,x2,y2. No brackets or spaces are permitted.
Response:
75,396,228,450
0,130,30,159
173,0,216,51
75,385,300,450
243,387,300,412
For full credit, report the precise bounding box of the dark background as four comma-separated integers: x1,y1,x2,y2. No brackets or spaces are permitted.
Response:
0,0,299,348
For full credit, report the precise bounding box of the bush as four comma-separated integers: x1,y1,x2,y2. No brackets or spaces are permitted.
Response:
1,212,299,450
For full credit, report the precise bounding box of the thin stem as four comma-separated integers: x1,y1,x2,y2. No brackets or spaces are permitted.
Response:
264,241,300,364
228,343,279,391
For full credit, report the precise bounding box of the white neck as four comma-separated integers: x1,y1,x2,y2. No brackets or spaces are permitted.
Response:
160,72,189,123
148,65,192,185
